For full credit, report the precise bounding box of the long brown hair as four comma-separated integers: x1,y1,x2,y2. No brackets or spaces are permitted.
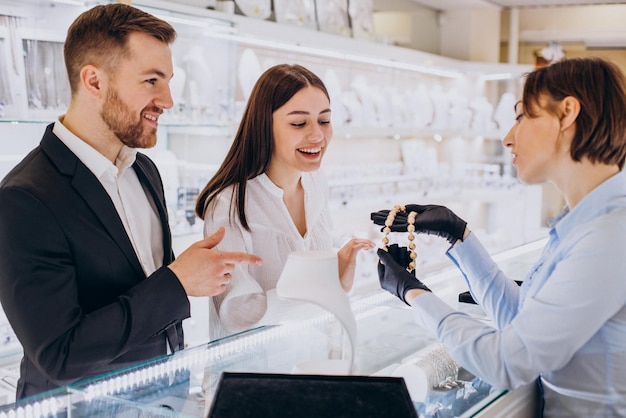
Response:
522,57,626,169
195,64,330,230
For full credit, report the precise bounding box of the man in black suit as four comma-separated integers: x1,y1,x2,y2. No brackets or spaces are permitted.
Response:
0,4,262,400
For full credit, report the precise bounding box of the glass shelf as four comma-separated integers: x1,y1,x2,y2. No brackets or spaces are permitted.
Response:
333,126,509,141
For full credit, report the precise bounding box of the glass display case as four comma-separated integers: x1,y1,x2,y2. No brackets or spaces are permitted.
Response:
0,238,546,417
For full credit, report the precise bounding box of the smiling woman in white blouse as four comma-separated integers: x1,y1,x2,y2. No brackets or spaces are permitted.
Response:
195,64,374,340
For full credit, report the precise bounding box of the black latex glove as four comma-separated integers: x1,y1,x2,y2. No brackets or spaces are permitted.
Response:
377,244,431,305
370,204,467,245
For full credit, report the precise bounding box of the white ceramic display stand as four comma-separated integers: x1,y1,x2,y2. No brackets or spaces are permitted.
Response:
276,251,357,374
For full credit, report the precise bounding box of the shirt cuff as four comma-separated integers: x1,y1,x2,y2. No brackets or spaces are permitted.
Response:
447,233,498,281
407,291,455,334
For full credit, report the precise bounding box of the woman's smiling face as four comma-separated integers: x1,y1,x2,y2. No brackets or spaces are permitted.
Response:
270,86,332,175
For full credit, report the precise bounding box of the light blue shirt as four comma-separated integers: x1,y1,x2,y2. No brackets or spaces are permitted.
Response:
409,173,626,416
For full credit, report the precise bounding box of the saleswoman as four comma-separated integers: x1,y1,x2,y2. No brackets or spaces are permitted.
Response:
371,57,626,417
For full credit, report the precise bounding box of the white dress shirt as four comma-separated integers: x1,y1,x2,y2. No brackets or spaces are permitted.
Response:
53,119,163,276
202,172,334,340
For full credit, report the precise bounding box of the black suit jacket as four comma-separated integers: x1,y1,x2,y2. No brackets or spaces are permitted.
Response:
0,124,190,399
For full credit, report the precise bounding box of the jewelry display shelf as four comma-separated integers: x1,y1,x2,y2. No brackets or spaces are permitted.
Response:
332,126,510,141
0,0,535,241
0,0,531,153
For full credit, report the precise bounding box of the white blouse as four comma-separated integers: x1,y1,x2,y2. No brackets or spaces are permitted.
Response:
203,172,334,340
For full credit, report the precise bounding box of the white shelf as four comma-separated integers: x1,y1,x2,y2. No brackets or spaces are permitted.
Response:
164,124,232,137
134,0,532,79
333,125,508,140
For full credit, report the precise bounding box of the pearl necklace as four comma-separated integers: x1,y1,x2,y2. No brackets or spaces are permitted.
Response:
382,205,418,273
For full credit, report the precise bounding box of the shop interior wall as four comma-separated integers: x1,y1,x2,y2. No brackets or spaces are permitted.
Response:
500,4,626,70
497,4,626,222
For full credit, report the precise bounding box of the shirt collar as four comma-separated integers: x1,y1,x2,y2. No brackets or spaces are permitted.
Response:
115,145,138,174
255,172,308,198
256,173,283,198
53,117,137,178
549,171,626,238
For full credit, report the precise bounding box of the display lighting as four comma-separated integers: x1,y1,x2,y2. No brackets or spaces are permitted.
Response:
347,53,464,79
479,72,513,81
51,0,86,6
209,31,346,60
206,31,464,79
154,14,214,28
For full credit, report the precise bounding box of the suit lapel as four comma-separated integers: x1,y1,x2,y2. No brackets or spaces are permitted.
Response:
41,127,146,278
134,156,181,351
133,155,174,265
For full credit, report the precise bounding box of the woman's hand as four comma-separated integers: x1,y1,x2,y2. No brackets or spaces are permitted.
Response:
377,246,431,305
337,238,376,292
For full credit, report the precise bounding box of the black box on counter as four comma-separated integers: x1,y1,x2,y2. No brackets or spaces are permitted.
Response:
207,372,418,418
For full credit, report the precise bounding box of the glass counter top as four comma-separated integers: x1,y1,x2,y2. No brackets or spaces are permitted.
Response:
62,296,502,418
63,292,504,418
0,386,181,418
0,237,547,418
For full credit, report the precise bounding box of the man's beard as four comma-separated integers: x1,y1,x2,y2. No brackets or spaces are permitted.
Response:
101,87,158,149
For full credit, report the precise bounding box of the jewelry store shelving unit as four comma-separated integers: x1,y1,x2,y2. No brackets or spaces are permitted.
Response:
129,0,541,257
0,0,538,248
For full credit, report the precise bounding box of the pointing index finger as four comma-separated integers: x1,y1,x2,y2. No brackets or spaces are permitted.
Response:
221,251,263,265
